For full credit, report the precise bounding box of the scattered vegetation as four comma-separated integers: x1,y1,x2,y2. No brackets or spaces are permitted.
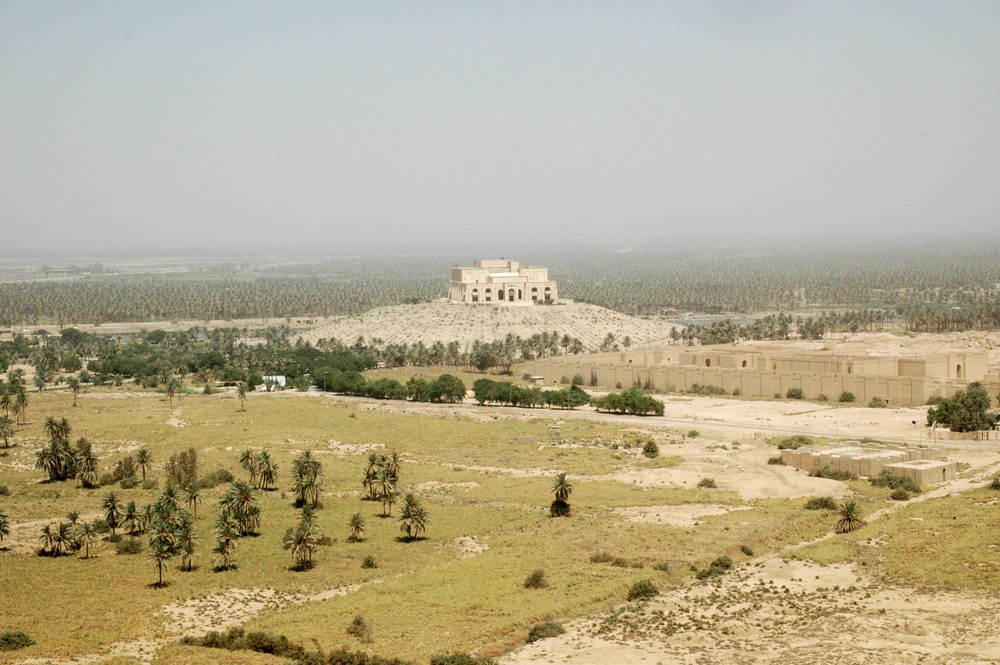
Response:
695,555,733,580
870,471,921,494
525,620,566,643
809,465,857,481
777,435,814,450
523,569,548,589
0,631,34,652
697,478,717,489
805,496,838,510
626,579,659,601
835,502,866,534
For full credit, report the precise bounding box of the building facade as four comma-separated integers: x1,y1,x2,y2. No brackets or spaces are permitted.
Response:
448,260,558,304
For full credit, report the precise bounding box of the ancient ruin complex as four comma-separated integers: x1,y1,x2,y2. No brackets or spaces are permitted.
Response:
525,346,995,407
448,260,557,304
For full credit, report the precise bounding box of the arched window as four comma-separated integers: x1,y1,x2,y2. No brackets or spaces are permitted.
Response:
705,359,711,367
741,360,747,368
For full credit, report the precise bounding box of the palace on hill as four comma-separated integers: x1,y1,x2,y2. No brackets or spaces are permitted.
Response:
448,260,558,304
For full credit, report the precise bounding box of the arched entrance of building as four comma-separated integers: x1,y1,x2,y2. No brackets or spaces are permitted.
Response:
509,289,516,301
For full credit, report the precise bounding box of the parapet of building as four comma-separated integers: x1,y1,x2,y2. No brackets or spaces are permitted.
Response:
448,259,558,304
781,443,955,486
523,346,989,407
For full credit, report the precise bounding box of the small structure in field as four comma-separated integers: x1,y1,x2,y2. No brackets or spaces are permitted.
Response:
782,441,956,486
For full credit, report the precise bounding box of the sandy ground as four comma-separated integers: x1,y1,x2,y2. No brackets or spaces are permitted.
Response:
299,301,681,350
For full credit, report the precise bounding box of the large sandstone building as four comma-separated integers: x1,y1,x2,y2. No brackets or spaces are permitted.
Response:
448,260,558,304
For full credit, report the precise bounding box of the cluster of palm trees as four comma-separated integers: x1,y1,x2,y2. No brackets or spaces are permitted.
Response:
0,372,30,428
283,505,322,570
238,448,278,490
219,482,261,537
148,487,197,586
291,451,323,509
397,494,429,541
35,418,99,487
362,452,401,516
37,511,98,558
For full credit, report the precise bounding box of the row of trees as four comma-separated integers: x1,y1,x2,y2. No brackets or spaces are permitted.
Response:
927,383,998,432
471,379,590,410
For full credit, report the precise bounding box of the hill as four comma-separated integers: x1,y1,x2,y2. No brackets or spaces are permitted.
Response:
298,301,680,351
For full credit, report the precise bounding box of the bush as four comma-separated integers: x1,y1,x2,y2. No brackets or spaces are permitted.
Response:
990,476,1000,491
838,391,855,403
697,478,717,489
695,555,734,580
430,655,496,665
767,455,785,465
653,561,670,572
141,479,159,491
115,537,144,555
804,496,838,510
687,430,700,439
526,621,565,643
361,555,377,569
809,465,857,481
119,476,139,489
0,631,34,651
182,628,306,660
571,374,585,386
870,471,921,494
346,614,372,642
0,485,9,496
642,440,659,458
590,551,614,563
197,468,233,489
777,435,813,450
523,569,548,589
740,545,754,556
868,397,888,408
611,557,631,568
627,579,659,601
549,499,570,517
786,388,804,399
891,488,910,501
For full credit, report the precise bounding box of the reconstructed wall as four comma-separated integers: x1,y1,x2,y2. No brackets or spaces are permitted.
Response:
782,443,950,484
523,347,989,406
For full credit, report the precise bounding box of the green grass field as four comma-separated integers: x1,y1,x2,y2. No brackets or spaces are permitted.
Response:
0,387,995,663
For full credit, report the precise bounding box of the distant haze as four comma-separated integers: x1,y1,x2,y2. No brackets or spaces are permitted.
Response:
2,2,998,257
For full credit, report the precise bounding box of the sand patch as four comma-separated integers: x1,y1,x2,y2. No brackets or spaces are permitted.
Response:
615,503,754,527
454,536,488,558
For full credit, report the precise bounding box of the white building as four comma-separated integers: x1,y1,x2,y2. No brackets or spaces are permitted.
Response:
448,260,558,304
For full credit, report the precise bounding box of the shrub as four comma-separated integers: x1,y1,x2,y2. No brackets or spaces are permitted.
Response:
361,555,377,569
141,479,159,491
430,655,497,665
767,455,786,465
526,621,565,643
740,545,754,556
0,485,9,496
115,537,144,555
817,394,828,402
0,631,34,651
804,496,838,510
181,627,305,660
611,557,631,568
549,499,570,517
990,476,1000,491
891,488,910,501
652,561,670,572
571,374,585,386
346,614,372,642
590,551,614,563
870,471,921,494
523,569,548,589
687,430,700,439
119,476,139,489
809,465,856,481
777,435,813,450
695,555,733,580
786,388,804,399
642,440,659,458
839,391,855,403
197,468,233,489
92,518,110,533
868,397,888,408
627,579,659,601
697,478,717,489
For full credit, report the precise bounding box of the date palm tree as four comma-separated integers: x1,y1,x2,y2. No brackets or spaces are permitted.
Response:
184,484,202,518
67,377,81,407
102,492,121,536
347,513,366,542
0,415,15,448
256,449,277,490
135,447,152,482
398,494,429,540
835,502,865,534
213,514,239,570
150,539,173,587
237,382,248,411
77,522,97,558
283,513,320,569
122,501,141,536
550,473,573,517
0,509,10,543
238,449,258,486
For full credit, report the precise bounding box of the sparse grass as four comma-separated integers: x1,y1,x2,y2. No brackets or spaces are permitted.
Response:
0,389,893,662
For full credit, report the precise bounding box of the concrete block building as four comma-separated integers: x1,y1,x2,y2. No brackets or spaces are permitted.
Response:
448,260,558,304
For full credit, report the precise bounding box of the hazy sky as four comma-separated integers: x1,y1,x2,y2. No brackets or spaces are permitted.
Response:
1,2,998,256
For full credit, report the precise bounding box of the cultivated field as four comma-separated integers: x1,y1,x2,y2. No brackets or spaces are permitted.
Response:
1,383,999,664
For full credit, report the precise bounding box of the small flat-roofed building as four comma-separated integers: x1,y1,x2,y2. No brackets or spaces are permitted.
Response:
449,260,558,304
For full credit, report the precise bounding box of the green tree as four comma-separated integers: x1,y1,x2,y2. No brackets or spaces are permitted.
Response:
67,377,81,407
347,512,366,542
0,415,15,448
237,382,248,411
283,511,320,570
291,450,323,509
102,492,121,536
835,502,865,534
927,382,997,432
219,481,261,536
136,447,152,482
213,514,239,570
398,494,429,540
184,484,202,518
550,473,572,517
77,522,97,558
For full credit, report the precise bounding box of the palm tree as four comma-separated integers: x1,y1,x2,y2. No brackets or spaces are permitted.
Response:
13,389,28,426
150,539,173,587
550,473,573,517
239,449,258,486
256,449,277,490
67,377,81,407
213,514,239,570
122,501,141,536
347,513,366,542
102,492,121,536
291,450,323,509
283,515,320,569
75,439,99,488
362,453,380,500
136,447,152,482
219,481,260,536
184,484,202,518
39,524,56,555
237,382,248,411
378,467,396,516
398,494,429,540
835,502,866,534
0,509,10,543
165,378,180,407
77,522,97,558
156,485,181,514
0,415,15,448
44,416,71,444
179,524,197,572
